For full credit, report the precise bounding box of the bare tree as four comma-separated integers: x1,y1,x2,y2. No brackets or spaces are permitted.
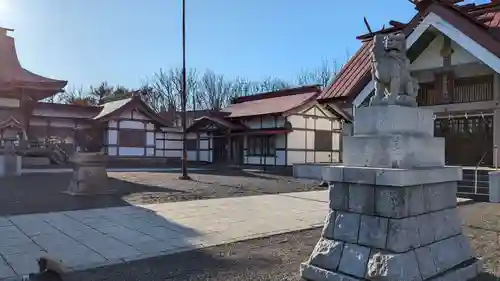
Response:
137,81,164,112
252,77,290,93
297,59,339,87
230,77,254,99
151,67,199,111
152,68,179,112
89,81,114,105
196,70,233,111
59,86,95,105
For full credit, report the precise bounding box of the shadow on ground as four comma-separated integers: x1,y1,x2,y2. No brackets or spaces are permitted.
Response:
0,167,323,216
0,166,323,279
477,272,500,280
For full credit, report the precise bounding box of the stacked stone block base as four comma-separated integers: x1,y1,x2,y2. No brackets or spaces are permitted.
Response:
300,166,482,281
65,152,113,195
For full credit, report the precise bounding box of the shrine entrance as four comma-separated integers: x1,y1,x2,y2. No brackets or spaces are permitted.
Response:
434,115,493,167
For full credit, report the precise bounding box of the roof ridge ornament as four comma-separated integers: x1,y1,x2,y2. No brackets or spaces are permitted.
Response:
0,27,14,36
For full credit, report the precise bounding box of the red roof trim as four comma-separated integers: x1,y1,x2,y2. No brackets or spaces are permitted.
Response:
232,84,321,104
317,0,500,104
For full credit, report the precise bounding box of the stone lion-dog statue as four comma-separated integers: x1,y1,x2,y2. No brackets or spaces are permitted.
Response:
369,33,419,107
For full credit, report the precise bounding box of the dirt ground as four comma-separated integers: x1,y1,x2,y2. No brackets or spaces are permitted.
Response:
23,202,499,281
0,169,324,216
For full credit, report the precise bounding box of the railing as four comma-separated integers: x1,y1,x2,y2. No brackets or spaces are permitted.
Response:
457,167,490,201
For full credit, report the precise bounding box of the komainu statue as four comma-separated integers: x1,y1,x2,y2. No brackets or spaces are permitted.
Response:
369,33,419,107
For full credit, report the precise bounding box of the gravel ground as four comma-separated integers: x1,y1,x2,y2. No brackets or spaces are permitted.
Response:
21,202,500,281
0,169,323,216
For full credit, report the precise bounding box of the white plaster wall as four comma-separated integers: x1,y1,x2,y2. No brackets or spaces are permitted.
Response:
287,131,306,149
119,120,144,129
146,132,155,145
0,98,19,108
187,151,197,161
166,140,183,150
199,150,211,162
165,132,182,140
411,34,479,71
155,139,164,149
411,36,443,71
108,147,117,156
275,151,286,165
165,150,182,158
333,133,341,151
451,39,478,66
199,139,209,149
107,130,118,145
287,115,305,128
315,152,333,163
119,147,144,156
315,118,331,130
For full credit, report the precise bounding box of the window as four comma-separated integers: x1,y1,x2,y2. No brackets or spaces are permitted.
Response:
315,130,332,151
247,136,275,156
119,130,145,147
186,139,197,150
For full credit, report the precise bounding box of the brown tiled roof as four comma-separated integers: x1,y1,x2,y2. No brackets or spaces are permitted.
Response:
317,41,372,101
317,0,500,103
0,28,67,99
222,86,320,118
93,95,172,126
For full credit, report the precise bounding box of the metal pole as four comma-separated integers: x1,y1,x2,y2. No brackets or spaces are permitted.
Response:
179,0,190,180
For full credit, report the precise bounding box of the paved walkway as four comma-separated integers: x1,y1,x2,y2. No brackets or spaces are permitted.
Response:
0,191,473,279
0,191,329,279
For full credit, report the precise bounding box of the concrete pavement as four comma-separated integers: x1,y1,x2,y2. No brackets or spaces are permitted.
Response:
0,190,473,279
0,191,329,278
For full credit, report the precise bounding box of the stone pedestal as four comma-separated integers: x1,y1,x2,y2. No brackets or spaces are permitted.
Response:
65,152,113,195
0,139,21,177
489,171,500,203
298,106,482,281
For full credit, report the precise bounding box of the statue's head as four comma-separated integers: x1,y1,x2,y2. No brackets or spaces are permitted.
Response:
384,33,405,53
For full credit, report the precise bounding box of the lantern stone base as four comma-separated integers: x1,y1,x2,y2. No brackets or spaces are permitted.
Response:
0,154,21,177
65,152,114,195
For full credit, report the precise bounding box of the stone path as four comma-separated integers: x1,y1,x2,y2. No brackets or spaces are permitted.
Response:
0,191,473,279
0,191,328,279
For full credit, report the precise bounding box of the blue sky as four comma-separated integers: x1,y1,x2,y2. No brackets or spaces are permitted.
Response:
0,0,488,90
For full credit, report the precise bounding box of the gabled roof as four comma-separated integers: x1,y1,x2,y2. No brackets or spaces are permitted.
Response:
0,28,67,99
316,41,373,101
186,116,247,132
93,95,172,126
317,0,500,103
222,85,321,118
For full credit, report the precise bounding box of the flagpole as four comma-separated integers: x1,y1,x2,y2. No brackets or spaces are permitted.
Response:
179,0,190,180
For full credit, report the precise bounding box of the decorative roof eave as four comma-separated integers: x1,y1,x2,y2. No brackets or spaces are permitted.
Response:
318,0,500,104
0,30,68,100
187,115,248,133
93,95,172,127
0,115,23,130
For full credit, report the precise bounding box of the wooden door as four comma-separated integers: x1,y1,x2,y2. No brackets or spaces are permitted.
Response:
434,116,493,166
